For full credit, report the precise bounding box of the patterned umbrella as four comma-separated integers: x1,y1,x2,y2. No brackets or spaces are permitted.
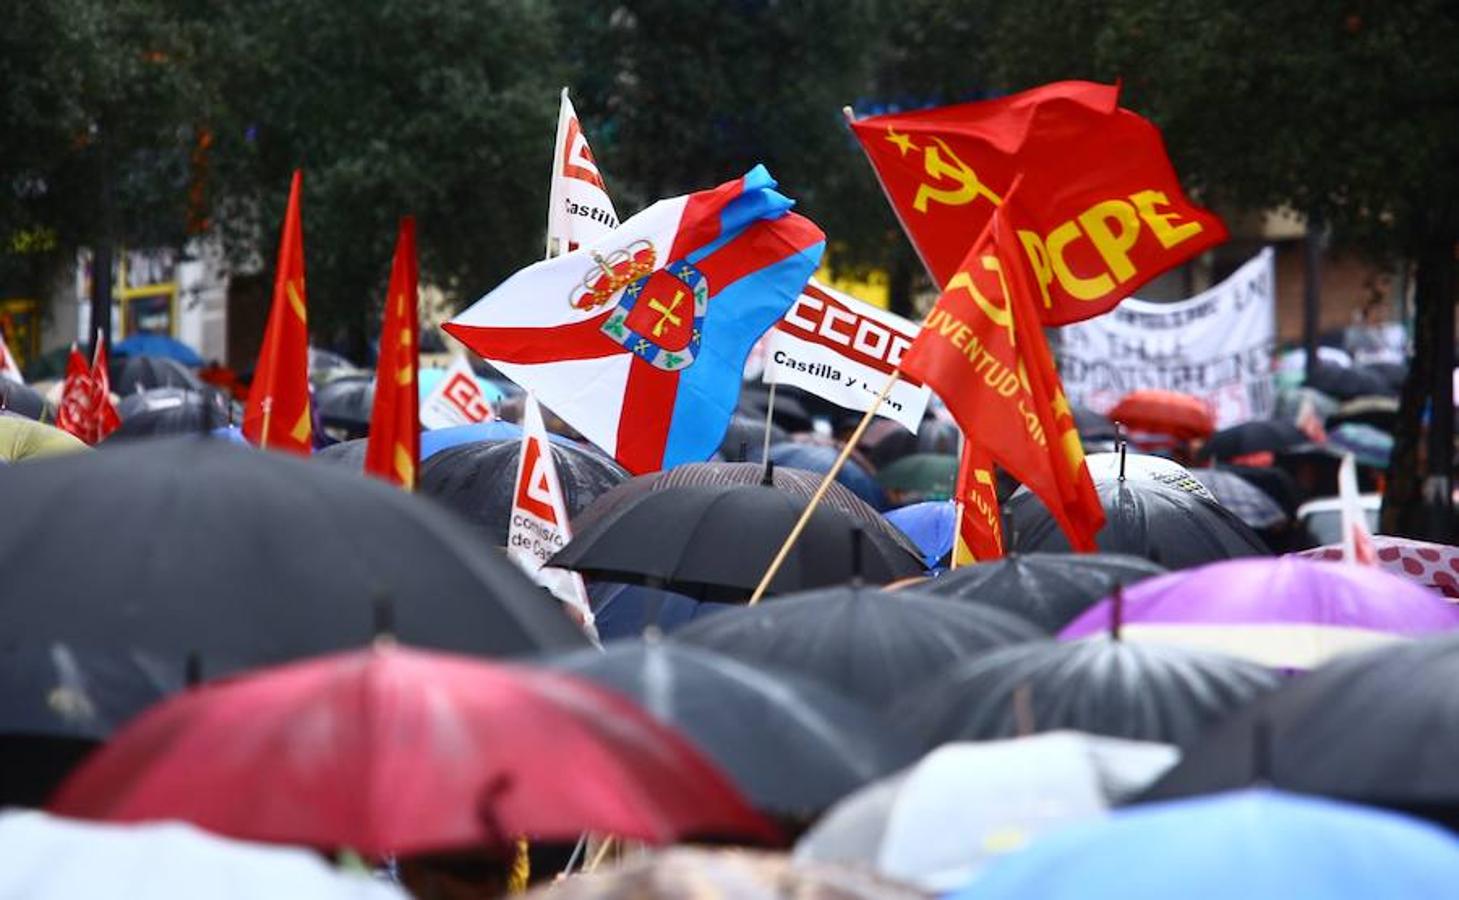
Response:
1297,536,1459,599
1327,422,1393,468
1083,451,1215,501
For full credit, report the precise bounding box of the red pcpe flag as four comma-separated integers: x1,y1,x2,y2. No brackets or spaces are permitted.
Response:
851,83,1226,326
243,170,313,454
849,81,1119,292
364,217,420,490
900,199,1104,553
954,441,1004,564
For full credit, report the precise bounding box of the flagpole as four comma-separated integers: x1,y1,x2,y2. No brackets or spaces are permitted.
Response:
748,372,900,605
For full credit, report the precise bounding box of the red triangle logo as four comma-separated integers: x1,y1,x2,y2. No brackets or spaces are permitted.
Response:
515,437,558,524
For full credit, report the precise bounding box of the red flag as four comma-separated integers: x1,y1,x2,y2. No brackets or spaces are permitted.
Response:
899,197,1104,552
89,334,120,441
55,338,118,445
850,82,1118,291
364,217,420,490
243,170,312,454
851,84,1227,325
953,442,1003,564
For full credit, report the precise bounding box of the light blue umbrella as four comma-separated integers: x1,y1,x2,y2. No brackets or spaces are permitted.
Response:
951,789,1459,899
419,421,577,460
883,501,954,570
113,333,204,366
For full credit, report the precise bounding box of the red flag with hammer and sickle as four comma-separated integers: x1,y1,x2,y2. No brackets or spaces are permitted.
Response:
851,83,1225,326
364,217,420,490
243,170,313,454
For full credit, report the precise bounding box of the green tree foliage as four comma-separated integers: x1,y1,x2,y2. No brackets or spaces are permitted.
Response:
194,0,565,352
0,0,199,295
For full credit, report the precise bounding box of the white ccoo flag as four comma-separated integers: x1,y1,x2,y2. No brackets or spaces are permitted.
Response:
419,354,493,430
763,278,931,431
546,87,618,258
507,392,597,638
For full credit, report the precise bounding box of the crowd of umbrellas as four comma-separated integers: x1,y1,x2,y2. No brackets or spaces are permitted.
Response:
5,335,1459,898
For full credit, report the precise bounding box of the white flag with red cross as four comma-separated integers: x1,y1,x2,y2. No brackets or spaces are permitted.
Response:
507,392,596,636
546,87,619,257
419,354,494,430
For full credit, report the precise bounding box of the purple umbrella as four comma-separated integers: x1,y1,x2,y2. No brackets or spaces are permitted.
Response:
1060,556,1459,670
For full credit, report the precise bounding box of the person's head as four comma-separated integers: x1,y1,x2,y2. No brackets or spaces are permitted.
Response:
398,851,509,900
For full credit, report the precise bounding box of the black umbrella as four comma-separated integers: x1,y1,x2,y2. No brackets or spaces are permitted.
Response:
1216,463,1301,518
108,388,232,441
552,484,922,600
1007,477,1271,569
0,377,49,421
908,553,1167,631
419,439,628,546
1202,420,1307,461
113,355,204,395
1362,361,1408,392
314,374,374,439
860,416,960,470
571,462,920,561
717,414,787,461
313,437,367,469
0,438,586,677
1304,362,1395,400
1139,635,1459,828
671,585,1043,708
737,383,815,433
542,639,916,815
891,638,1280,752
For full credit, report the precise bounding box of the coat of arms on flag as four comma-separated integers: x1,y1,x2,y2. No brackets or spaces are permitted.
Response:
446,165,825,474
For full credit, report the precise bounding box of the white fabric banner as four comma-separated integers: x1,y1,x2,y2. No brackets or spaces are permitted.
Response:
506,393,596,635
419,355,493,430
546,88,618,257
1058,248,1276,429
762,279,931,431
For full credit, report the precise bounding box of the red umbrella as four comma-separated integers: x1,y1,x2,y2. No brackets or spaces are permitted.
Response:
1296,536,1459,599
1109,390,1216,442
49,645,775,856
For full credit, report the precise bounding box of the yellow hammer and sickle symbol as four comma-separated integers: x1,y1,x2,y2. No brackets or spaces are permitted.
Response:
648,290,684,338
946,256,1016,348
913,138,1005,213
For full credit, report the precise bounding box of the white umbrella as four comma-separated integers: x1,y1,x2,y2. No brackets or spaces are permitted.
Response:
0,811,406,899
793,732,1178,892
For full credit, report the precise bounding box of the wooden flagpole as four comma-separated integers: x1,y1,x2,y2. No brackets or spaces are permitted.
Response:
748,373,900,605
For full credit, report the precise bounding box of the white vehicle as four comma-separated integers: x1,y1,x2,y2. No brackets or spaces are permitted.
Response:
1295,494,1381,546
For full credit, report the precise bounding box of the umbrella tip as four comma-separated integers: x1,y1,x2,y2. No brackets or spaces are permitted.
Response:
760,458,775,486
1252,716,1274,785
1118,434,1128,481
372,593,397,646
1012,683,1035,737
1110,584,1124,641
849,524,865,587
